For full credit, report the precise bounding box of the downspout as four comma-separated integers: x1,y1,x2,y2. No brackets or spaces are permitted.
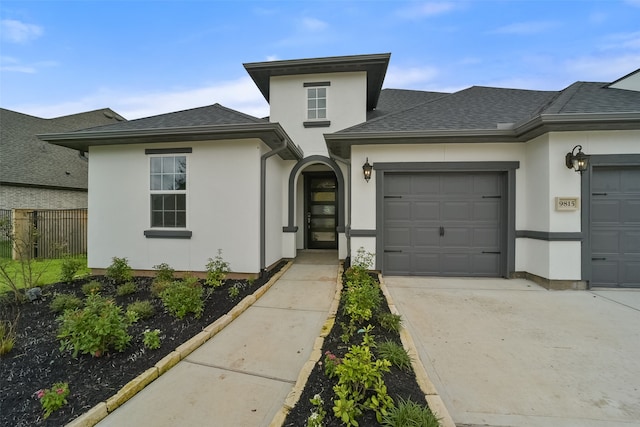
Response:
260,137,288,278
329,152,352,258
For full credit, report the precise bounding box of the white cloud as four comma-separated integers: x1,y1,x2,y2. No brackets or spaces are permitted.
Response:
396,2,457,19
1,19,43,43
0,56,36,73
10,76,270,120
300,17,328,32
564,54,640,81
384,65,439,88
491,21,558,35
600,31,640,50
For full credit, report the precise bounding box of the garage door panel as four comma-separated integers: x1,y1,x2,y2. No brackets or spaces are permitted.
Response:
621,169,640,192
592,169,620,192
385,201,412,221
442,201,472,221
385,227,411,247
441,254,471,275
474,228,501,247
474,201,501,221
622,201,640,224
441,175,471,194
622,262,640,287
384,253,411,275
414,228,439,248
622,231,640,254
384,175,413,195
412,174,440,195
473,253,501,275
413,254,440,274
473,173,501,193
441,228,471,247
413,201,439,221
592,200,620,223
591,230,620,253
592,261,619,286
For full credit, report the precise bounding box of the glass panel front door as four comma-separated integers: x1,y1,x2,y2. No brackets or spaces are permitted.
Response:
306,174,337,249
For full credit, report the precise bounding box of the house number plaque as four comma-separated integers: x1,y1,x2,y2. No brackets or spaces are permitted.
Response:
555,197,580,211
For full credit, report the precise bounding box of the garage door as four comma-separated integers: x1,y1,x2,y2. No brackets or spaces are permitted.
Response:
383,172,504,276
591,166,640,287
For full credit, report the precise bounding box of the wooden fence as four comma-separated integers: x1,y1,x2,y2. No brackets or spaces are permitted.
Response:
4,209,88,259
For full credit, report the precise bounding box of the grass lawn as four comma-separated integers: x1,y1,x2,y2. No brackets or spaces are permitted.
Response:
0,256,90,293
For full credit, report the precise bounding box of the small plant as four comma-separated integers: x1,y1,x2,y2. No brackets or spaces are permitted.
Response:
35,382,70,419
205,249,230,288
228,284,240,299
116,281,137,296
0,319,17,355
57,294,137,357
160,280,204,319
142,329,161,350
127,300,155,319
49,293,83,314
377,340,412,372
81,280,102,296
382,397,441,427
60,255,85,283
378,312,402,333
324,350,342,378
307,393,327,427
150,279,170,297
105,257,133,284
153,263,174,283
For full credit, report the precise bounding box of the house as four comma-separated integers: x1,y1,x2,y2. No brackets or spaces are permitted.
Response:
39,53,640,288
0,108,126,210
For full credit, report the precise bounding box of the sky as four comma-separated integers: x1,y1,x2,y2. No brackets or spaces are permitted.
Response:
1,0,639,120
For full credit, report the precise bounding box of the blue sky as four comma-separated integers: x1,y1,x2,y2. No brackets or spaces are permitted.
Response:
1,0,639,120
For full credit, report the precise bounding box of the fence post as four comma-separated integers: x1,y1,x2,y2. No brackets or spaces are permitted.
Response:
12,209,33,261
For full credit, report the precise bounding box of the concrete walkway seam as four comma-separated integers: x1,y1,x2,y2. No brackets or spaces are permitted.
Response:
269,263,344,427
65,261,294,427
378,274,457,427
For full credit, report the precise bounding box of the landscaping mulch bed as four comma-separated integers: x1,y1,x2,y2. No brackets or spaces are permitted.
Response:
282,273,431,427
0,264,284,427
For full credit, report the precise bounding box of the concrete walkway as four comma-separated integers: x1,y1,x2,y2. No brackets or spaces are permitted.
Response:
96,251,338,427
384,277,640,427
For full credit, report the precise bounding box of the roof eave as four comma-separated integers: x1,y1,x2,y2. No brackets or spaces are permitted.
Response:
38,123,304,161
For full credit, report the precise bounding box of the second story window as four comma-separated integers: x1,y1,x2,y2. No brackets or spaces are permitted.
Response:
307,87,327,120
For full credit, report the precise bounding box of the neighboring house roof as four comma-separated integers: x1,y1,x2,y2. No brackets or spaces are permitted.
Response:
326,80,640,159
0,108,126,190
244,53,391,111
39,103,303,161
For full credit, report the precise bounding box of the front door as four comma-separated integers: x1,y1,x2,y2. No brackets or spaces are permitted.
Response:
306,173,338,249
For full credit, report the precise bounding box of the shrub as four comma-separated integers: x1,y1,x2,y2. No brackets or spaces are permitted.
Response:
381,397,440,427
205,249,230,288
343,280,382,324
0,320,16,355
153,263,174,283
142,329,161,350
57,294,137,358
127,300,155,320
49,293,83,314
150,280,170,298
116,281,137,296
378,312,403,333
160,280,204,319
36,382,70,419
105,257,133,284
377,340,412,372
81,281,102,296
60,255,85,283
228,284,240,299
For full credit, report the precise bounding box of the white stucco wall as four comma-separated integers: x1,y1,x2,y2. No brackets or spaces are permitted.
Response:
269,72,367,156
88,139,263,273
264,151,292,269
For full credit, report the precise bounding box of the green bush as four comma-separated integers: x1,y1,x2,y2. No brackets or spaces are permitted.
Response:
377,340,412,372
142,329,161,350
57,294,137,358
343,280,382,324
81,280,102,295
381,397,440,427
60,255,85,282
378,312,403,333
105,257,133,284
127,300,155,319
205,249,230,288
153,263,174,283
49,293,83,313
150,279,170,297
160,280,204,319
116,281,137,296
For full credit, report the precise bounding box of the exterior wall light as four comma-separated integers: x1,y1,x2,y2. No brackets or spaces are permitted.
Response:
565,145,589,174
362,158,372,182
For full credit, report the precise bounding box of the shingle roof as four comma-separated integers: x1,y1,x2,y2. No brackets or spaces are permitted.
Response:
542,82,640,114
367,88,449,120
0,108,126,190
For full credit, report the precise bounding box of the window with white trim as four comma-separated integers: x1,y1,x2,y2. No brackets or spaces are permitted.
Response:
307,87,327,120
150,155,186,228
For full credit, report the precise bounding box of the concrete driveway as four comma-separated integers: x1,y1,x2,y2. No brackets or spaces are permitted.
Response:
383,277,640,427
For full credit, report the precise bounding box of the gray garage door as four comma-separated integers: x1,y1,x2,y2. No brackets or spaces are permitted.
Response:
591,166,640,287
383,172,504,276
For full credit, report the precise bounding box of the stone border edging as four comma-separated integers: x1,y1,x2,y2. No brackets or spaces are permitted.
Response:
65,261,294,427
378,274,456,427
269,262,344,427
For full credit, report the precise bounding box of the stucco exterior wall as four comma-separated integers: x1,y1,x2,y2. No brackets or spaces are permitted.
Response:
0,185,87,210
88,139,262,273
264,151,292,269
269,72,367,156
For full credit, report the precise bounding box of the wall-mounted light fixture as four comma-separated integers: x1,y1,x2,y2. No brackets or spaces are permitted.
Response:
565,145,589,174
362,158,372,182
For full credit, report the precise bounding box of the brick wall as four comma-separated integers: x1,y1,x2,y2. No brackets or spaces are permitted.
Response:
0,185,87,210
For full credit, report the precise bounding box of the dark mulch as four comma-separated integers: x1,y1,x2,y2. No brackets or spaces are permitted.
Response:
282,274,429,427
0,264,284,427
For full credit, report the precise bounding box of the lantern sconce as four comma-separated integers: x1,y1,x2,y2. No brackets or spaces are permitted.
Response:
565,145,589,174
362,158,373,182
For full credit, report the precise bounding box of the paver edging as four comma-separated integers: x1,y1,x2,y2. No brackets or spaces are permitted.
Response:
269,262,344,427
65,261,294,427
378,274,456,427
